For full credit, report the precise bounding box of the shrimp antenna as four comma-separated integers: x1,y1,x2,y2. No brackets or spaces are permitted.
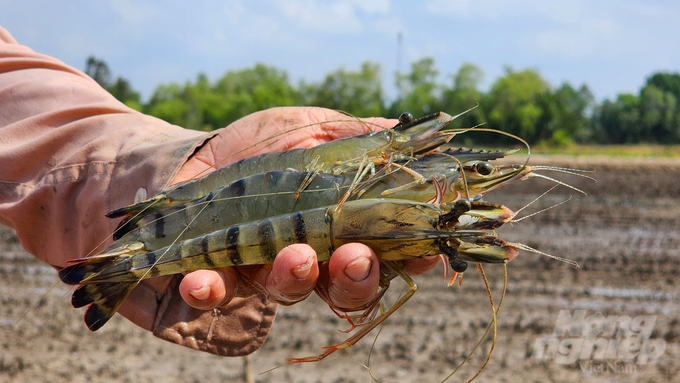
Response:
531,165,597,182
510,242,580,268
447,103,481,125
513,195,573,223
448,127,532,173
438,153,470,201
510,184,571,221
442,263,507,382
527,173,587,195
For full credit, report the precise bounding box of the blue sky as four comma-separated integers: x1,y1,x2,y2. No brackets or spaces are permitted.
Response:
2,0,679,104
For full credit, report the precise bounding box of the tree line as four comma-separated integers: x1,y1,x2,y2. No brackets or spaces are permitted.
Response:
85,56,680,145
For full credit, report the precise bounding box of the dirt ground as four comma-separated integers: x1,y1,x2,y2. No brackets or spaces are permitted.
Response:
2,155,679,383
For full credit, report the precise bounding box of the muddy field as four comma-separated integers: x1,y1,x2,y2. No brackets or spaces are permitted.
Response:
2,156,679,383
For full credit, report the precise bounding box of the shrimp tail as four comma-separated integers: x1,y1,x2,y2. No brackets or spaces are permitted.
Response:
59,255,112,284
60,256,138,331
110,215,138,240
60,244,145,285
106,197,160,219
73,282,136,331
106,196,164,240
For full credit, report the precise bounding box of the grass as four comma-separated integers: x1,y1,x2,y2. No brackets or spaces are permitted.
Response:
530,144,680,158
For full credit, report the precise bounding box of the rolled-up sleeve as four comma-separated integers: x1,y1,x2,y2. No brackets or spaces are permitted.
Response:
0,26,276,356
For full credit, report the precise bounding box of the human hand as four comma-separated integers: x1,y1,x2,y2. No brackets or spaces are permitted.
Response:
171,106,439,313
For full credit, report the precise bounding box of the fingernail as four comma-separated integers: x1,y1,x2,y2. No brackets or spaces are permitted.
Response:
292,257,313,279
189,285,210,301
344,256,371,282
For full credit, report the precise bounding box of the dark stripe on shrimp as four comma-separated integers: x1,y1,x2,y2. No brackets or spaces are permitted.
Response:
148,266,161,278
200,235,216,268
292,212,307,243
154,212,166,238
324,207,335,256
225,226,243,265
203,254,216,268
229,178,246,197
144,252,157,268
200,234,210,254
258,219,277,262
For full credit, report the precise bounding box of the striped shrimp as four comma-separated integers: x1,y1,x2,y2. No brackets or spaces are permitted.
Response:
107,110,463,222
107,138,587,259
109,148,535,252
54,109,589,380
59,197,519,363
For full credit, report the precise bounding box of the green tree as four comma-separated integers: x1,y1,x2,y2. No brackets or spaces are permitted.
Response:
301,62,384,117
485,67,550,143
145,83,188,127
593,93,640,144
639,84,679,142
535,83,594,145
440,63,486,128
212,64,300,129
646,72,680,101
144,64,299,131
592,72,680,144
108,77,142,111
180,73,225,131
84,56,141,111
84,56,111,88
390,57,441,118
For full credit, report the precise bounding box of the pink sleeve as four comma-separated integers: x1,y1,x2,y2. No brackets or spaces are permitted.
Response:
0,26,276,356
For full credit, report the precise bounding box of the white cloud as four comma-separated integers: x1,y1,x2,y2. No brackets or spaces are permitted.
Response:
520,18,619,59
270,0,369,33
426,0,587,23
110,0,156,22
424,0,626,60
425,0,522,20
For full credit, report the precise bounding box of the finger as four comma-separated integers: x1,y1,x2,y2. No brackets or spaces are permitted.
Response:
179,268,238,310
402,255,441,275
251,244,319,305
317,243,380,311
307,108,398,139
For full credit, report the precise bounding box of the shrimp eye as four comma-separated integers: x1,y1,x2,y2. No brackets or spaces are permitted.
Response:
451,259,468,273
398,112,414,124
453,198,472,213
475,162,494,176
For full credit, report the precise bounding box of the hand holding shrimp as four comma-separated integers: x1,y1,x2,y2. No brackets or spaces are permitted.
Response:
170,107,439,313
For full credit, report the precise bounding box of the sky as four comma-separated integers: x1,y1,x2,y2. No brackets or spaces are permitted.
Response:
1,0,679,104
